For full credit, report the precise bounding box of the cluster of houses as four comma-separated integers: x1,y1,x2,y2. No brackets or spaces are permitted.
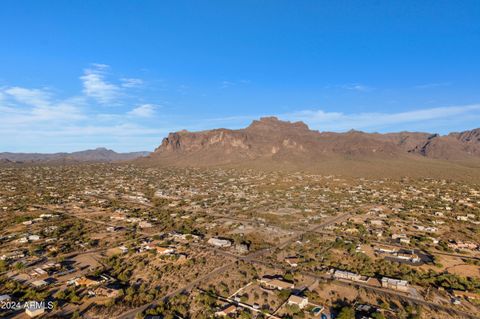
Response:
16,234,41,244
331,269,410,293
214,275,311,317
413,225,438,233
21,213,58,226
456,213,478,223
447,240,479,251
28,262,61,279
0,250,25,261
207,237,250,254
259,275,309,310
139,240,176,255
109,214,153,229
110,235,193,264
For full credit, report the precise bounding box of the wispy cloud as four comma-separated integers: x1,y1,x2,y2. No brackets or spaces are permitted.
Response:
4,87,52,108
221,80,234,89
128,104,157,117
80,64,121,104
1,87,85,124
325,83,374,92
342,83,374,92
414,82,452,89
220,79,251,89
121,78,144,88
0,64,162,152
281,104,480,132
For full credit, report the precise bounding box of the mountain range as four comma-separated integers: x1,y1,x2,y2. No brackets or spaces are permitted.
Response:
138,117,480,179
0,148,150,164
2,117,480,179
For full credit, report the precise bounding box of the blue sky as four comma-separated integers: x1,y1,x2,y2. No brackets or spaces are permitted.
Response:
1,0,479,152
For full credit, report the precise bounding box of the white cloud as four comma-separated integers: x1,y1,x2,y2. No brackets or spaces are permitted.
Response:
282,104,480,132
341,83,374,92
128,104,156,117
220,79,250,89
0,65,160,152
324,83,374,92
80,64,121,104
1,87,85,124
221,80,234,89
121,78,144,88
4,87,52,107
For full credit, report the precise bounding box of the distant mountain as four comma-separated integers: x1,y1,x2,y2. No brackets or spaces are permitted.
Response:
138,117,480,179
0,148,150,163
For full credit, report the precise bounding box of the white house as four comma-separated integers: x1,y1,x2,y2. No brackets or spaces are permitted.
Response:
287,295,308,309
207,237,232,248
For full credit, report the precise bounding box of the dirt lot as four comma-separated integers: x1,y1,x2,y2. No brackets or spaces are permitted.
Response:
445,264,480,278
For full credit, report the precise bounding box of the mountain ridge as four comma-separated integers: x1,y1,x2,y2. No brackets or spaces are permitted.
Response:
148,116,480,162
138,117,480,179
0,147,150,163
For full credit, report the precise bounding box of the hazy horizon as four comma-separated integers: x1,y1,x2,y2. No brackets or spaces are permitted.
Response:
1,117,480,154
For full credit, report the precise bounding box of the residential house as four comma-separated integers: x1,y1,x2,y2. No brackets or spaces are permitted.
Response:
74,277,101,287
381,277,409,292
93,286,122,298
207,237,232,248
260,276,294,290
155,246,175,255
31,280,48,288
215,304,237,317
287,295,308,309
374,246,398,254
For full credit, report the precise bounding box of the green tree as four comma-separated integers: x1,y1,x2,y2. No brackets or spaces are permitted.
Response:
372,312,386,319
337,306,355,319
0,260,7,272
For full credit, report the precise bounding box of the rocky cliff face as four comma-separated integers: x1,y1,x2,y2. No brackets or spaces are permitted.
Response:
146,117,480,168
452,128,480,143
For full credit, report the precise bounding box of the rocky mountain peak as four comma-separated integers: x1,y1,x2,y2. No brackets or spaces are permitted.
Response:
145,118,480,167
246,116,310,132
